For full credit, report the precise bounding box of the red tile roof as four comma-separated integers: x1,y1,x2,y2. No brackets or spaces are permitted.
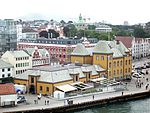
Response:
0,84,16,95
115,36,133,48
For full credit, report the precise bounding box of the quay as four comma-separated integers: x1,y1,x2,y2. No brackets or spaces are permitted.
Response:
2,89,150,113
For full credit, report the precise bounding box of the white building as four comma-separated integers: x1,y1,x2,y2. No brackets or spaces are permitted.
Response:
23,46,50,67
1,50,32,75
0,59,14,79
116,36,150,60
95,25,112,33
22,32,38,39
132,38,149,59
0,84,17,107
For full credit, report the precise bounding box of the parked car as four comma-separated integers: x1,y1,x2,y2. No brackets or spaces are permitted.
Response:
139,71,145,75
132,73,141,78
17,96,27,104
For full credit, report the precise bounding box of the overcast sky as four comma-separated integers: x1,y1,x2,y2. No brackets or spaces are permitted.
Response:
1,0,150,25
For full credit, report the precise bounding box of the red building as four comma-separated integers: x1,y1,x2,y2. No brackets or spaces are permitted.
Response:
17,38,98,63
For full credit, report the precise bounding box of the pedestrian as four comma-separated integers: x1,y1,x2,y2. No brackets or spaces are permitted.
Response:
122,92,124,96
34,100,36,104
146,85,148,90
45,100,47,105
47,100,49,105
146,78,148,82
92,95,94,100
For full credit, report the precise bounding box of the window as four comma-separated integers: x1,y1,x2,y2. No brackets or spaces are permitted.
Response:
40,86,43,91
8,68,10,71
114,70,116,75
129,60,131,65
108,56,112,60
96,56,99,60
128,68,130,73
46,87,49,92
125,60,127,65
8,73,11,77
117,61,119,67
31,77,34,83
114,61,116,67
101,56,104,60
120,61,122,66
120,69,122,74
2,69,4,72
109,62,111,68
2,74,5,78
125,69,127,73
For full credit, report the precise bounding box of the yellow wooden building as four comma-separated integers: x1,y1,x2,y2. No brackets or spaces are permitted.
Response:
71,40,132,80
14,64,106,94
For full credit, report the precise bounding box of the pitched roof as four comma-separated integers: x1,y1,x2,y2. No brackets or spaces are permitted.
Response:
111,48,123,58
93,41,113,54
115,36,133,48
0,59,13,69
8,50,30,58
15,64,105,83
117,41,129,55
0,84,16,95
24,47,50,57
71,43,90,56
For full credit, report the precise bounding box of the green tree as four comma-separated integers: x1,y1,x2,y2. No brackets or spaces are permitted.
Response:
134,27,146,37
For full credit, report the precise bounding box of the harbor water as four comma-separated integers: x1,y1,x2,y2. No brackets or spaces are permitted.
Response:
68,97,150,113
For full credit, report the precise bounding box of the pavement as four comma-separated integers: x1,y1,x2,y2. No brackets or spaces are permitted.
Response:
1,57,150,113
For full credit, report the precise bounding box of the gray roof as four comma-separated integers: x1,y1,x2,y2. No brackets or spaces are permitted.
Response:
93,41,113,54
8,50,30,58
15,64,105,83
0,59,13,69
19,38,98,45
117,42,129,55
111,48,123,58
71,44,90,56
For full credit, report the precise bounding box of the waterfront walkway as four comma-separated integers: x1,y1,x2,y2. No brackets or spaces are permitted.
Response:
1,59,150,113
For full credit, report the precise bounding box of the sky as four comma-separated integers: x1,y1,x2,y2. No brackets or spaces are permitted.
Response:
1,0,150,25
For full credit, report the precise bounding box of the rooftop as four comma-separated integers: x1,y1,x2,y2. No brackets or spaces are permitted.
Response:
19,38,98,45
15,64,105,83
0,59,13,69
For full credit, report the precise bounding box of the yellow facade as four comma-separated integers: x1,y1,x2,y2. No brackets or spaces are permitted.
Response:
112,58,124,80
14,79,28,86
71,55,92,64
71,47,132,80
37,82,53,95
14,71,104,94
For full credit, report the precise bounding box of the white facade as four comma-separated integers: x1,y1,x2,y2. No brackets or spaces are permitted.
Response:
0,67,14,79
132,38,149,59
22,32,38,39
0,59,14,79
23,47,50,67
1,50,32,76
0,94,17,106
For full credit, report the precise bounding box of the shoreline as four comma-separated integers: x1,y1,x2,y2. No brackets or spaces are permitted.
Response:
3,89,150,113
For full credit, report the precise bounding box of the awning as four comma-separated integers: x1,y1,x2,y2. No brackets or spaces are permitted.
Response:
55,84,77,92
90,77,107,82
